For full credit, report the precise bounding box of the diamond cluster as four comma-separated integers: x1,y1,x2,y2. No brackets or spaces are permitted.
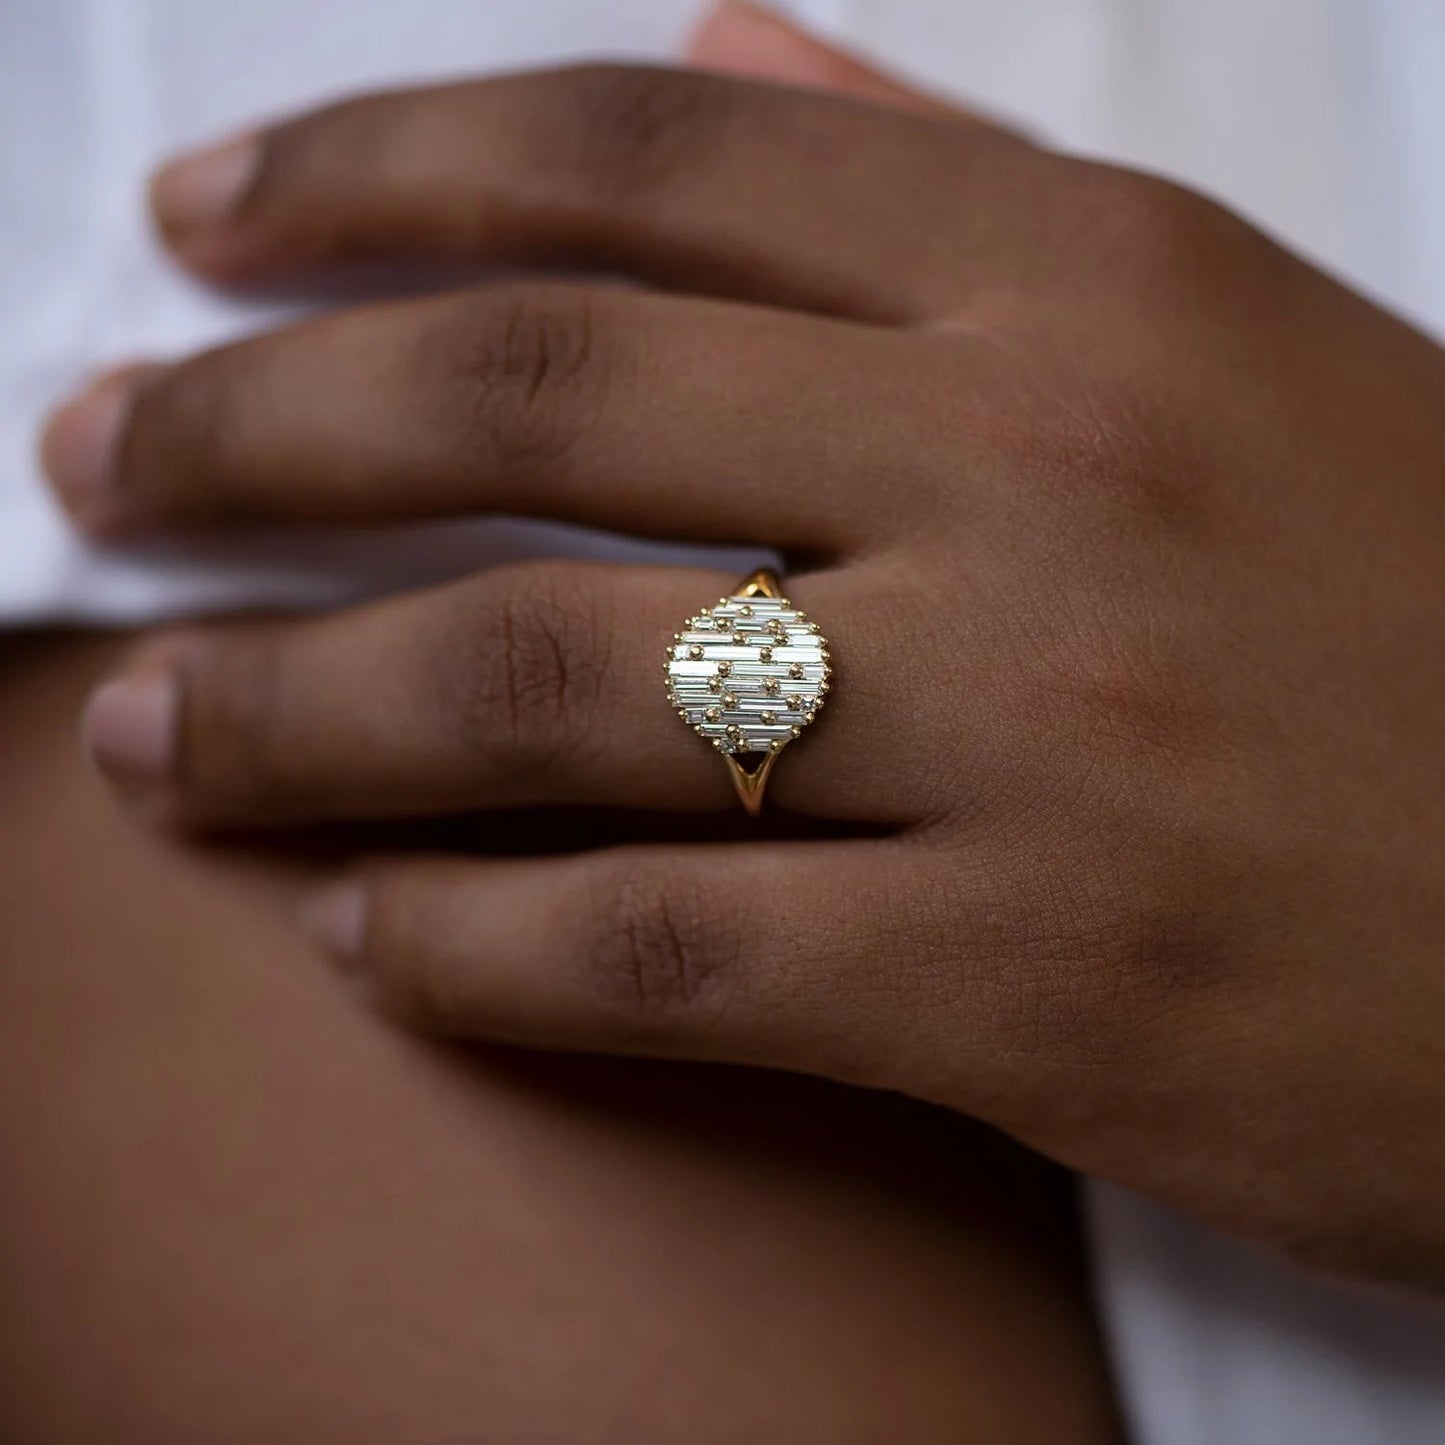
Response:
665,593,831,755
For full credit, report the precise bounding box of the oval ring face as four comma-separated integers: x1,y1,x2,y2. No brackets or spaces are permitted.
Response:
665,591,831,757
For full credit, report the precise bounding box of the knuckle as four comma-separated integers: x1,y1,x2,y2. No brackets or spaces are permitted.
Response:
996,347,1224,543
455,566,610,770
433,284,603,478
1075,163,1252,292
1005,849,1233,1060
584,860,729,1026
1067,628,1218,765
554,62,733,203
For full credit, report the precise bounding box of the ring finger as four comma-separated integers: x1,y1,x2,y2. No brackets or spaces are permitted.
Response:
83,560,912,827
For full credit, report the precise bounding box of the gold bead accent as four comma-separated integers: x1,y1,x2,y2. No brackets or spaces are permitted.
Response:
762,678,781,696
704,706,721,723
706,677,722,693
687,644,704,660
786,694,803,710
788,662,805,679
726,724,740,738
770,738,785,752
790,725,802,738
739,604,754,617
759,646,774,663
804,711,816,724
717,660,732,677
722,692,738,709
713,738,727,751
761,710,777,725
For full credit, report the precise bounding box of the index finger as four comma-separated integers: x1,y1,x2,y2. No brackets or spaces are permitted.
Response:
150,63,1037,322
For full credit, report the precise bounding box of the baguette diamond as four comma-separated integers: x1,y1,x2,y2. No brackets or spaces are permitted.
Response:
665,590,832,757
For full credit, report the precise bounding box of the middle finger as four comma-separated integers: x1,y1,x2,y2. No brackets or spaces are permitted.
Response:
45,281,917,551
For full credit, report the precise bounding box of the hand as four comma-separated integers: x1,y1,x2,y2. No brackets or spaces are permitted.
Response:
43,9,1445,1292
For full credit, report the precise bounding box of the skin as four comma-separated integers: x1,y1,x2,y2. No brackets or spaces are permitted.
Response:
40,3,1445,1293
2,18,1124,1441
0,632,1121,1444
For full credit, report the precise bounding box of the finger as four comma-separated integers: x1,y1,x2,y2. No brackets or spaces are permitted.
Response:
79,561,907,827
148,63,1036,322
299,841,948,1089
687,0,1019,130
40,282,914,547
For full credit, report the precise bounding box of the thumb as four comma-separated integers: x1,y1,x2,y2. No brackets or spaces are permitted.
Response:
685,0,1008,127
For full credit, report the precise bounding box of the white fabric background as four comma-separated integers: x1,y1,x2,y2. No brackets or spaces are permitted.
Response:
3,1,1444,1437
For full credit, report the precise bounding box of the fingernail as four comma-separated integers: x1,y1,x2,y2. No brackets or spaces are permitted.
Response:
690,2,829,79
39,369,151,533
151,132,259,240
81,673,180,787
298,883,368,971
718,0,788,21
691,0,785,55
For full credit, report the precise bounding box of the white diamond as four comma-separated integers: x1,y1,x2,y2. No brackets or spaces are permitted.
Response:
666,588,831,759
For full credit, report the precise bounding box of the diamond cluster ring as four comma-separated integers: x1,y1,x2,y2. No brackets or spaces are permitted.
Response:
664,568,832,814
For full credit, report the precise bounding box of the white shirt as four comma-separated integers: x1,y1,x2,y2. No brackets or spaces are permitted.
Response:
3,1,1444,1437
